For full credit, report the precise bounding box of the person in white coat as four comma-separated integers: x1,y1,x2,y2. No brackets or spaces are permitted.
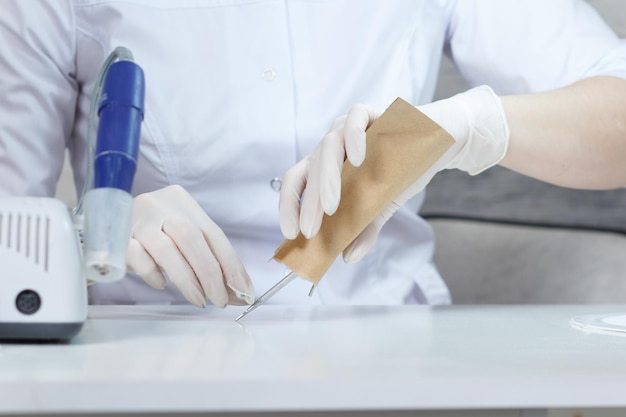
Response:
1,1,626,309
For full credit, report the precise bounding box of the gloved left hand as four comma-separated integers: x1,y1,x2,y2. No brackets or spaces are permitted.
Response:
127,185,255,308
279,85,510,263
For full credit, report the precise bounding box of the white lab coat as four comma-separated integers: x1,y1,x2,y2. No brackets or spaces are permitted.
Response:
1,0,625,306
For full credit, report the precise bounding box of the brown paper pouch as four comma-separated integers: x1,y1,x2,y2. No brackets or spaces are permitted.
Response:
273,97,455,284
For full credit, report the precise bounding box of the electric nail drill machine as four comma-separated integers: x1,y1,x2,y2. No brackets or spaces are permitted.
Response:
0,47,145,341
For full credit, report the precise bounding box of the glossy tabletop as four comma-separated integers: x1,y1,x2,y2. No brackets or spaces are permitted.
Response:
2,304,626,414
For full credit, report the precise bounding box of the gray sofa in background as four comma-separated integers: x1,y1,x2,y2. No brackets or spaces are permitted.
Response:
420,167,626,304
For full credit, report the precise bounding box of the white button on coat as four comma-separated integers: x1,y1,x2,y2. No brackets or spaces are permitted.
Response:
262,68,276,81
270,178,282,191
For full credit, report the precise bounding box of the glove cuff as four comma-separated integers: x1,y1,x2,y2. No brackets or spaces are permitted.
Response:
420,85,511,175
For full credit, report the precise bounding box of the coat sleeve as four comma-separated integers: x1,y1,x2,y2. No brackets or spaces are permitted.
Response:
0,0,78,197
446,0,626,94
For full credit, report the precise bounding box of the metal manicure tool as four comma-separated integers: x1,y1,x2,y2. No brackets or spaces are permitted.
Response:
235,270,300,321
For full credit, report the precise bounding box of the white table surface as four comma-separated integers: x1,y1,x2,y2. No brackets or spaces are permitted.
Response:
3,304,626,415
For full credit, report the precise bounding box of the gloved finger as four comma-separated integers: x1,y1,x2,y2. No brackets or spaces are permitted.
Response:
162,216,230,308
214,253,254,306
133,224,207,308
126,237,166,289
279,158,308,239
226,289,250,306
319,128,346,215
319,105,379,217
400,162,446,204
342,221,380,264
343,104,377,166
342,162,443,263
196,218,255,306
299,150,325,239
163,185,255,306
341,202,399,263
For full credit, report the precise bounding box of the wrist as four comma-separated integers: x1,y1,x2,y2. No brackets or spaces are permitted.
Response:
418,85,510,175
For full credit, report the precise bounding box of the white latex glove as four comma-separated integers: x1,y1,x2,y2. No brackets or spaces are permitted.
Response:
127,185,255,308
279,85,510,263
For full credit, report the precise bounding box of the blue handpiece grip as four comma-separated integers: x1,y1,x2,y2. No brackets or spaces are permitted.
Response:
94,60,145,192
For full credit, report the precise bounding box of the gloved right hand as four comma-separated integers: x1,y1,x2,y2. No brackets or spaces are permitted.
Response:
280,85,510,263
127,184,255,308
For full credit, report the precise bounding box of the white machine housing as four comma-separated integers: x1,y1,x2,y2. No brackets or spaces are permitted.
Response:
0,197,87,341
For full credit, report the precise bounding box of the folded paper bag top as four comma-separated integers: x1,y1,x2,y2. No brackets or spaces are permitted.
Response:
273,97,455,284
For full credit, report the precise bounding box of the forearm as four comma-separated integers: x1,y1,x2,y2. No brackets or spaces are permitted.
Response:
500,76,626,190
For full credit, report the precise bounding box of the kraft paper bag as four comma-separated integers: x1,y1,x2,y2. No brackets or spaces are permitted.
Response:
273,98,455,284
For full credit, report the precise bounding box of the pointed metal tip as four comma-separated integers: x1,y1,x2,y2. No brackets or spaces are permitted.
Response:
235,304,256,322
233,270,297,322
